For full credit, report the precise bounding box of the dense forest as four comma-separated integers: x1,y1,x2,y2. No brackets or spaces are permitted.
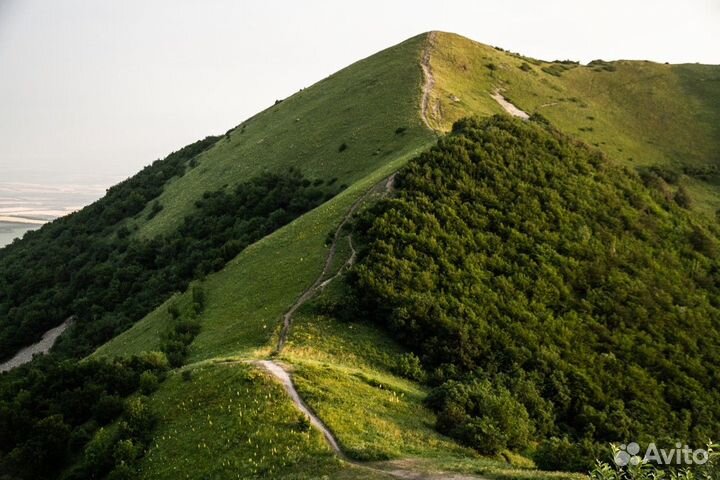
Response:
0,353,168,479
351,115,720,470
0,157,342,360
0,281,206,480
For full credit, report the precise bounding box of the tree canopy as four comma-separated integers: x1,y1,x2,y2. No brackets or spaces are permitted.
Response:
352,115,720,469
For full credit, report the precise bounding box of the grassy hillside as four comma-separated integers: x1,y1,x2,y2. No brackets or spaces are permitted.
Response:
425,31,720,215
0,32,432,361
94,146,429,361
92,32,720,479
4,30,720,480
135,33,434,238
136,362,350,479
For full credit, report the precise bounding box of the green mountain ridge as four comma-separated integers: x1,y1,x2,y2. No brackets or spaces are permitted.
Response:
1,31,720,479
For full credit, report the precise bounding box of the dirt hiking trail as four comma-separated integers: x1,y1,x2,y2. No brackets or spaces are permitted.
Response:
274,173,396,354
255,360,344,456
258,39,488,476
420,32,440,131
255,360,486,479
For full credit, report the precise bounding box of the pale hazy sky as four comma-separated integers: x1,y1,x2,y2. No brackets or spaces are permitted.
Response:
1,0,718,186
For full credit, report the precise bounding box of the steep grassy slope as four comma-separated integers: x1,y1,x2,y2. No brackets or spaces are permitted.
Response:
135,34,434,238
94,146,428,361
425,31,720,215
0,33,433,362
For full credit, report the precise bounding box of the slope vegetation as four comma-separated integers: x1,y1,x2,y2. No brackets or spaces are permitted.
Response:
351,115,720,470
0,33,433,362
136,33,434,238
94,32,720,478
424,31,720,215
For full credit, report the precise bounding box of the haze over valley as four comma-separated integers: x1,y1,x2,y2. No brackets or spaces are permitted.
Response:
0,177,119,247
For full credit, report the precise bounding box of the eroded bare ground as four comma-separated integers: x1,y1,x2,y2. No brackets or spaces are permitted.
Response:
490,90,530,119
0,317,73,372
420,32,440,130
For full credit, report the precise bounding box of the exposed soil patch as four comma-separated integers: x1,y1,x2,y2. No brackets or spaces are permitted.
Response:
0,318,73,372
490,90,530,119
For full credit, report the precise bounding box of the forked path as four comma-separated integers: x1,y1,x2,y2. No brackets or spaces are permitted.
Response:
274,173,396,354
259,38,486,476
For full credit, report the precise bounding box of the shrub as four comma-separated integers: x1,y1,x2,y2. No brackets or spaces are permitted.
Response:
541,62,578,76
147,201,163,220
338,142,348,152
393,352,425,381
94,395,125,424
588,60,617,73
426,380,533,454
690,226,718,258
296,415,312,432
122,397,156,443
529,112,551,125
136,351,169,370
167,302,181,320
191,285,205,315
162,339,188,368
675,185,692,208
535,436,601,472
112,438,141,466
139,371,160,394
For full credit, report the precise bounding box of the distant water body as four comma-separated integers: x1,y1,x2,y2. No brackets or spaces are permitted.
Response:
0,178,120,248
